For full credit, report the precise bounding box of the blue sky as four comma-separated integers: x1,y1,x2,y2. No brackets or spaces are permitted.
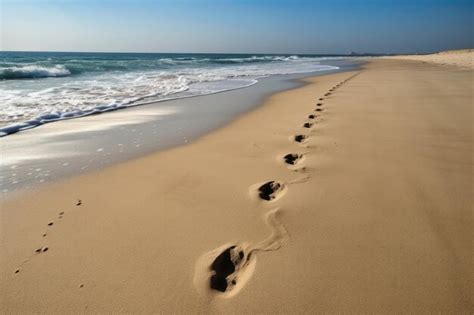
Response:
1,0,472,54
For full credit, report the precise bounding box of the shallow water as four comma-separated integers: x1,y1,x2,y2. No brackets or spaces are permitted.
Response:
0,52,347,136
0,58,361,195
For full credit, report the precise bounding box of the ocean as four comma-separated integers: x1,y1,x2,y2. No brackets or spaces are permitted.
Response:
0,51,342,136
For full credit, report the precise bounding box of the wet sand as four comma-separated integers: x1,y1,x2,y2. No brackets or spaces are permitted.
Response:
1,59,472,313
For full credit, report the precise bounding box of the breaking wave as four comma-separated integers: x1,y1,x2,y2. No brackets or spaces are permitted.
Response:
0,65,71,80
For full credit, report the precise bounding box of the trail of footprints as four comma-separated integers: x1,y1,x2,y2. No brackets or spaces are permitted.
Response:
13,199,83,276
12,74,358,292
197,73,359,296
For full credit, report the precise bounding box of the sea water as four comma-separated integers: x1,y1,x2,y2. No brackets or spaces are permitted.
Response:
0,52,341,136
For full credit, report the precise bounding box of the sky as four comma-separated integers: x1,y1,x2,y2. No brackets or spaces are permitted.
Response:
1,0,472,54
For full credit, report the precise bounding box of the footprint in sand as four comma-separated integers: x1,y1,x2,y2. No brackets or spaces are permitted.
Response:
308,114,316,119
303,122,313,128
316,103,323,107
194,209,289,297
283,153,303,166
294,134,308,144
209,245,246,292
315,108,323,112
257,181,285,201
34,247,49,253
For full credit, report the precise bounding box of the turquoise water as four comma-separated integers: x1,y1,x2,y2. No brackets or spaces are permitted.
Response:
0,52,342,136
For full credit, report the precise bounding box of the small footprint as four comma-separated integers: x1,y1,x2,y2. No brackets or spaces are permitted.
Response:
308,114,316,119
294,135,308,144
34,247,49,253
283,153,302,165
303,122,313,128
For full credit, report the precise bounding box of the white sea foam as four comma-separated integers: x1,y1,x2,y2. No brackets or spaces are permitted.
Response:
0,55,340,136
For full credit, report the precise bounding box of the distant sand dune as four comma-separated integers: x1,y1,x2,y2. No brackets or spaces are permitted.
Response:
386,48,473,69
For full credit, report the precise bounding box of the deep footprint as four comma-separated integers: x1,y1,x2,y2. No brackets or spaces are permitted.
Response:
294,135,306,143
258,181,283,201
303,122,313,128
210,246,245,292
283,153,301,165
308,114,316,119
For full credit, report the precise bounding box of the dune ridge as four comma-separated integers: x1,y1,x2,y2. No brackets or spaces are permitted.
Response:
386,48,473,69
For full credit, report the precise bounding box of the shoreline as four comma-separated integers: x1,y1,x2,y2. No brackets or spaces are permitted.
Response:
1,59,360,196
1,59,472,313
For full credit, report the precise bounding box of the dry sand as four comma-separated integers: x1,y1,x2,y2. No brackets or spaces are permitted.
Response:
1,59,472,313
386,49,474,69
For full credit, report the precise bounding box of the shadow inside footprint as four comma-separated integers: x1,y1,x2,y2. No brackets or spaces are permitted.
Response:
303,122,313,128
258,181,282,201
284,153,300,165
210,246,244,292
294,135,307,143
308,114,315,119
315,108,323,112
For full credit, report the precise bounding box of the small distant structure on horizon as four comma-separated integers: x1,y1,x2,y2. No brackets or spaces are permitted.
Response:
348,51,394,57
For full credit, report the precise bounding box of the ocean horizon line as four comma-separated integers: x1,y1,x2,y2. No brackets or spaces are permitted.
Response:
0,50,397,56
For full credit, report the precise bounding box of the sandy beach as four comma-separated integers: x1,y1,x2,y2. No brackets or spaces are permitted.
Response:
386,49,474,69
1,57,472,314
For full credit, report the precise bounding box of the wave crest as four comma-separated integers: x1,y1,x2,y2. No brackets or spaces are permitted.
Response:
0,65,71,80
